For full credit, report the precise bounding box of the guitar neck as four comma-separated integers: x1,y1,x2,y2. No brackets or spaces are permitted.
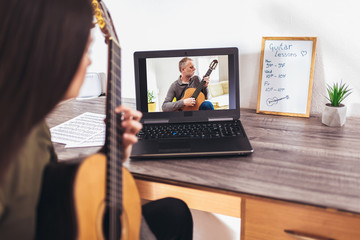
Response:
190,68,214,99
204,67,213,78
104,39,123,239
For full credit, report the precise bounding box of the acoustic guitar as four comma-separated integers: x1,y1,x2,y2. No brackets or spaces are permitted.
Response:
181,59,218,111
36,1,141,239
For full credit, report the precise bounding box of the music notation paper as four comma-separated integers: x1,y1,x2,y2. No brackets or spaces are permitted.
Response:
50,112,106,148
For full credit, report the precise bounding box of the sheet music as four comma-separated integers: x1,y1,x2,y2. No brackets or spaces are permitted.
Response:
50,112,105,148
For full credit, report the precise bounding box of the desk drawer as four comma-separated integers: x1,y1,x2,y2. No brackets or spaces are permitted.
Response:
135,179,241,218
243,198,360,240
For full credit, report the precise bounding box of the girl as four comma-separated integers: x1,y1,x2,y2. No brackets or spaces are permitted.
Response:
0,0,192,239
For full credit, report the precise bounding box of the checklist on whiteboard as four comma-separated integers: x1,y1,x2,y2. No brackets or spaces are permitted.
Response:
256,37,317,117
50,112,106,148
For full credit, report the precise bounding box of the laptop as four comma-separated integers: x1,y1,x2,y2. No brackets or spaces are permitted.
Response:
130,47,253,158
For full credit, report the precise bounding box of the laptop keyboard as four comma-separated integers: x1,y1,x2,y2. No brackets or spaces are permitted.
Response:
137,120,243,140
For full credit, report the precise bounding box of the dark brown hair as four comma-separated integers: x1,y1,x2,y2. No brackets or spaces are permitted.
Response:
0,0,93,174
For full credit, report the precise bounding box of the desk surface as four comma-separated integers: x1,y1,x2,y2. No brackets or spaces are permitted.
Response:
47,97,360,215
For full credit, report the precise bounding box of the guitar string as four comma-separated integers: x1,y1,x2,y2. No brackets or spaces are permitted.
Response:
116,42,123,239
109,40,123,240
109,40,117,240
109,40,113,240
113,40,118,240
108,72,114,240
110,47,115,240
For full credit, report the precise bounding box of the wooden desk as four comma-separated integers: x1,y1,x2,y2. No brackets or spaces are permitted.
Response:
47,97,360,240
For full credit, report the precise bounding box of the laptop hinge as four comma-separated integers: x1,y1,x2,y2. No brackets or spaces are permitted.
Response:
144,119,169,124
208,117,234,122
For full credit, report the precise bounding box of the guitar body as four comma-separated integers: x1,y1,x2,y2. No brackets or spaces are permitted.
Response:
74,153,141,240
36,154,141,240
181,88,205,111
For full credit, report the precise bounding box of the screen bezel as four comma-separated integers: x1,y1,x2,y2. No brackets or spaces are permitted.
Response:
134,47,240,123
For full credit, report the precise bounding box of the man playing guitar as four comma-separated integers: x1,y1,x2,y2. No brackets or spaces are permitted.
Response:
162,57,214,112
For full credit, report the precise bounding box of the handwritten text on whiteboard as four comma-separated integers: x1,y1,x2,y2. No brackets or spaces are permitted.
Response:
258,40,313,115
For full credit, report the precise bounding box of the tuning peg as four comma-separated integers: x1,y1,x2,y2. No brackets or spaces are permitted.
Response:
94,9,102,18
95,17,105,29
91,0,99,9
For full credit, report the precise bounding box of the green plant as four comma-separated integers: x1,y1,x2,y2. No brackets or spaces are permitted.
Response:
147,90,155,103
326,81,352,107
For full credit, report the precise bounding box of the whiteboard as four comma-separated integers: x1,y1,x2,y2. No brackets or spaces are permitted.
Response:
256,37,317,117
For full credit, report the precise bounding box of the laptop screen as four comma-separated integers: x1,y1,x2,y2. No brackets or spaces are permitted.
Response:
134,47,240,123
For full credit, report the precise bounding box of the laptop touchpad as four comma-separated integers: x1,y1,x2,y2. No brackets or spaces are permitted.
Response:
158,140,191,153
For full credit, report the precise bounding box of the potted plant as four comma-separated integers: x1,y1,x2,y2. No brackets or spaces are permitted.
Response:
322,81,352,127
147,90,156,112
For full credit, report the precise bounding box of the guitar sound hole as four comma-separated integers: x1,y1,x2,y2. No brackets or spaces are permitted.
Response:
103,206,122,240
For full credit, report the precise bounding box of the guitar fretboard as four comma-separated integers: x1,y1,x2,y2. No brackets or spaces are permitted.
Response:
104,39,123,240
105,39,123,210
191,60,218,99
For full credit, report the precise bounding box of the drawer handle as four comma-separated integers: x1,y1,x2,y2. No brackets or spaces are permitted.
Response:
284,230,335,240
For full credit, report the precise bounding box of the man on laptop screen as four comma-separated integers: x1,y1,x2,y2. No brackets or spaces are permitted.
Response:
146,55,230,113
162,57,214,112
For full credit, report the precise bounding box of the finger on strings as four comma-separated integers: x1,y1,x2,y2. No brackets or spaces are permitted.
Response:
122,109,142,121
115,106,142,121
122,133,138,146
122,120,142,134
115,105,131,113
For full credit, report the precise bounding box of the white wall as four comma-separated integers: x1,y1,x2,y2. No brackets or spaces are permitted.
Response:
89,0,360,117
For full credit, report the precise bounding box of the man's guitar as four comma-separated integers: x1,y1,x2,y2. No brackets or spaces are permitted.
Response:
181,59,218,111
36,1,141,239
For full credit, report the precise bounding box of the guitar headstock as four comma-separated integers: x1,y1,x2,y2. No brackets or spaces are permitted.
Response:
92,0,119,43
209,59,218,70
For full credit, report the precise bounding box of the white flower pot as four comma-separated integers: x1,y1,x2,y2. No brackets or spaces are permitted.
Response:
321,104,347,127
